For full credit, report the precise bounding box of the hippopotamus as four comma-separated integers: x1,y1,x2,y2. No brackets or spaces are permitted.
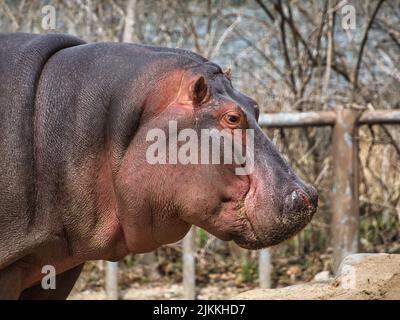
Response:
0,32,317,299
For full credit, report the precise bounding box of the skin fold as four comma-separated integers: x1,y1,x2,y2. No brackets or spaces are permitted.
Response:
0,33,317,299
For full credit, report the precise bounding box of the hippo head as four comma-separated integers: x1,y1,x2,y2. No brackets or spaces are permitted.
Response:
115,59,317,252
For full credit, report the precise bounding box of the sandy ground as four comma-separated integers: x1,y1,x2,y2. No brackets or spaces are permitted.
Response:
235,254,400,300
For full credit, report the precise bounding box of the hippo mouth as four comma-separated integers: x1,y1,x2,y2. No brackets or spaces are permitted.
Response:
230,181,317,250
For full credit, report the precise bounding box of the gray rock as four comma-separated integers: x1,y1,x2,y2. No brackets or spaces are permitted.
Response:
313,271,332,283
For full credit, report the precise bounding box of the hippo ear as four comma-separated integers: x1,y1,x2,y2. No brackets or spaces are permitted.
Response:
224,67,232,80
191,76,208,106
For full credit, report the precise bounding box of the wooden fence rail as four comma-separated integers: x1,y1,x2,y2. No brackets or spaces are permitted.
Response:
258,109,400,127
106,107,400,299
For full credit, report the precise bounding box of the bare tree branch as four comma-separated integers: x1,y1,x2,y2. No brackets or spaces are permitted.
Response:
353,0,385,90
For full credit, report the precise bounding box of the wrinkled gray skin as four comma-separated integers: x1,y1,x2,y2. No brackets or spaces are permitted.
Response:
0,33,317,299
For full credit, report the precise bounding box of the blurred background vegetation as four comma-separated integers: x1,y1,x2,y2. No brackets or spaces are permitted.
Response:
1,0,399,298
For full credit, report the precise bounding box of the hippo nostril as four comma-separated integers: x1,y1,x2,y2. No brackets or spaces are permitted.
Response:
283,190,303,213
305,185,318,208
300,192,311,207
283,187,317,215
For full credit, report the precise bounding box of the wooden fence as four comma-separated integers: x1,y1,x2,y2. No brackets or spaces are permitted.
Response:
105,106,400,299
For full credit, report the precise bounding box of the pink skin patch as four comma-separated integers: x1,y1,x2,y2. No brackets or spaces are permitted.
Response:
300,191,311,207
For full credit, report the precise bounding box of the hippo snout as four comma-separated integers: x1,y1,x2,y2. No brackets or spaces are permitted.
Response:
282,185,318,219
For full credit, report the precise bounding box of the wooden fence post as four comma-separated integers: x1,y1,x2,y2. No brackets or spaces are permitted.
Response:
259,248,272,289
331,107,360,272
105,261,119,300
183,226,196,299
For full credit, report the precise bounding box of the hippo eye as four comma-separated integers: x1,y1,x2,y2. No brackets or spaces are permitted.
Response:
227,114,240,123
223,112,242,128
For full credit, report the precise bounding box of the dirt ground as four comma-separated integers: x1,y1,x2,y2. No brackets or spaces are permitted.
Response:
69,283,249,300
69,254,400,300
